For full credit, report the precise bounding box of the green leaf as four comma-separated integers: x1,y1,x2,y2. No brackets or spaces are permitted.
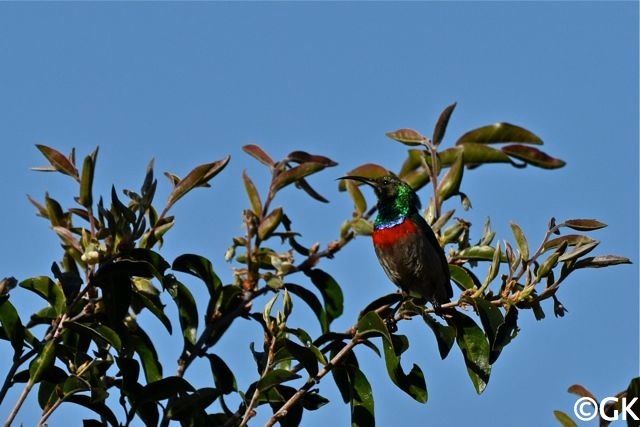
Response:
165,275,198,350
284,283,328,333
295,176,331,203
78,148,98,208
0,296,25,353
166,156,230,209
358,312,427,403
256,369,301,391
19,276,66,316
34,145,79,178
172,254,222,300
242,144,275,168
558,240,599,262
207,354,237,394
131,326,162,383
288,150,337,167
449,265,480,291
510,222,530,261
491,305,518,364
433,102,457,146
501,144,566,169
45,194,66,227
422,313,455,359
65,394,120,427
456,144,513,166
65,321,122,352
258,207,283,240
437,148,464,201
350,366,375,427
448,311,491,394
356,311,390,341
456,123,543,145
543,234,595,251
345,180,367,215
553,410,578,427
131,279,172,334
454,245,500,261
473,298,504,364
139,376,195,402
271,162,328,193
305,269,344,326
563,219,608,231
386,128,427,146
29,340,57,384
574,255,632,269
242,170,263,216
284,339,320,377
482,242,502,288
166,387,220,421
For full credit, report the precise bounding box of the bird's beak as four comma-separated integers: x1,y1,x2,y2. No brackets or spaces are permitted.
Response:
338,175,376,187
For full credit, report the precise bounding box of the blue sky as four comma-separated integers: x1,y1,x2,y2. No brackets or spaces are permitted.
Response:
0,2,637,426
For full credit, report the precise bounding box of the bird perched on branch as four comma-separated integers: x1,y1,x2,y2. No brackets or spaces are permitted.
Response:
340,174,452,308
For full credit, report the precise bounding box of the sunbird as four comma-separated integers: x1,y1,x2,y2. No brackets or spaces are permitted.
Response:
341,174,452,308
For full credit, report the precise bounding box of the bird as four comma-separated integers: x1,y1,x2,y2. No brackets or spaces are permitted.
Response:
340,173,452,308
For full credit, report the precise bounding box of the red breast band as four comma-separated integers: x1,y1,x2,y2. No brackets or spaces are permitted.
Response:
372,218,418,247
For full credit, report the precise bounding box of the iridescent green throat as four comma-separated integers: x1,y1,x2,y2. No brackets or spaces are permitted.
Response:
374,184,419,229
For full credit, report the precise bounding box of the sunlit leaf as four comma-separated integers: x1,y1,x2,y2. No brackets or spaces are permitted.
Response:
456,123,543,145
553,410,578,427
433,102,457,146
345,180,367,215
166,156,230,209
19,277,66,316
242,170,263,216
287,151,337,167
78,149,97,208
574,255,632,269
563,219,607,231
449,265,480,291
510,223,529,261
29,340,56,384
258,207,283,240
501,145,566,169
271,162,328,193
437,148,464,201
386,128,427,146
34,145,79,178
242,144,275,168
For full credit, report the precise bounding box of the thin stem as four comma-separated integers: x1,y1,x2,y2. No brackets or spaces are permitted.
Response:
239,325,279,427
4,380,33,427
0,349,37,406
264,338,360,427
423,140,442,221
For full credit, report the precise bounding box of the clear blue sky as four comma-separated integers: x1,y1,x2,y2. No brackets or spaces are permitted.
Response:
0,2,637,426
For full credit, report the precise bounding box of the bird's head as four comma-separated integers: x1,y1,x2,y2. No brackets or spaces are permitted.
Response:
339,173,421,217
